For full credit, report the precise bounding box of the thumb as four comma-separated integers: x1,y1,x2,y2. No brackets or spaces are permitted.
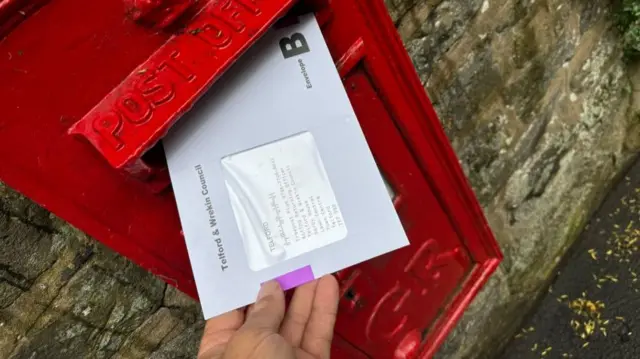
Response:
242,281,285,332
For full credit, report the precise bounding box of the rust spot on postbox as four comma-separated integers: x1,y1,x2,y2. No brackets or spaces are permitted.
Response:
69,0,296,173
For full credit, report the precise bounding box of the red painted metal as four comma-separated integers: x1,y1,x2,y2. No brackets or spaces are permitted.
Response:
124,0,197,29
69,0,296,185
0,0,49,38
0,0,501,358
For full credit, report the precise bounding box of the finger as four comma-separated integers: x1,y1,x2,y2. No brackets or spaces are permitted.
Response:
301,275,339,359
245,302,256,318
198,308,245,359
242,280,286,332
280,279,319,345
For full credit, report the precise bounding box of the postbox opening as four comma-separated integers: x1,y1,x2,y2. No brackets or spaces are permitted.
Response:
140,142,168,169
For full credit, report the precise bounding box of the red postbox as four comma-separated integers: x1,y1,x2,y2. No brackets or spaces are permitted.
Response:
0,0,502,357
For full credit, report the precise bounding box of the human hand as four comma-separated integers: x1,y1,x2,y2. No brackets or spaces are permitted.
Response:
198,275,340,359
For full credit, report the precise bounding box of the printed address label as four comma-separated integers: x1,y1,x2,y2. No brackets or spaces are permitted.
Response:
221,132,348,271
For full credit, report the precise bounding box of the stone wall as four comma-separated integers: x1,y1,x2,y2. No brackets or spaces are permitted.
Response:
386,0,640,357
1,0,639,358
0,184,203,359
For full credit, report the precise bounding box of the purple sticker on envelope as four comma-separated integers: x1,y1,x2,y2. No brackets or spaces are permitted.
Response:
272,265,315,290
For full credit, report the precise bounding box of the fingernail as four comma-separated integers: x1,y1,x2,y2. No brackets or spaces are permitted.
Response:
258,281,280,301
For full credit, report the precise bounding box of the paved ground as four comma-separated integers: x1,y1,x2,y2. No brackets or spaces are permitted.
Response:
501,158,640,359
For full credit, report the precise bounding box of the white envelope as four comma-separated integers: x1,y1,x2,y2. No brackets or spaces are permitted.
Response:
164,14,409,319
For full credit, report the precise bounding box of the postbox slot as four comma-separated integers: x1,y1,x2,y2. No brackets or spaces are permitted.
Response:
380,171,397,202
137,143,172,193
140,142,167,168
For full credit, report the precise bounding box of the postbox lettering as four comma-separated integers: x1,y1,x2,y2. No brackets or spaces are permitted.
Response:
280,33,310,59
73,0,294,169
365,282,410,341
136,71,174,106
193,22,233,49
116,93,152,124
209,0,261,32
92,112,124,150
117,52,193,128
163,51,196,82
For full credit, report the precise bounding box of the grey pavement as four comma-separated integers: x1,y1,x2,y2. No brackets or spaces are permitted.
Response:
501,157,640,358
